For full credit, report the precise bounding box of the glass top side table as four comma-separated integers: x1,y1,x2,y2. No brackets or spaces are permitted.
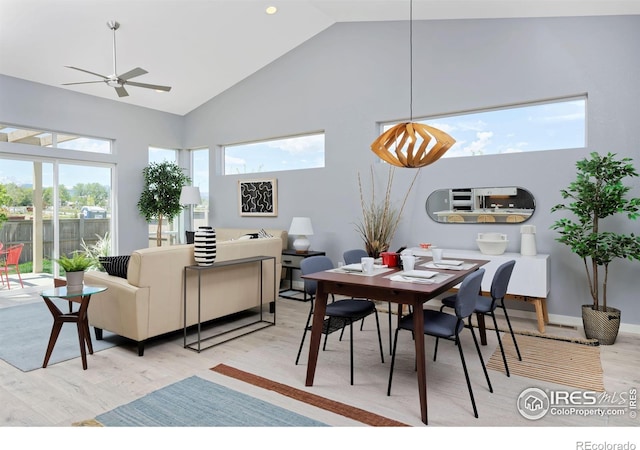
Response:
40,284,107,370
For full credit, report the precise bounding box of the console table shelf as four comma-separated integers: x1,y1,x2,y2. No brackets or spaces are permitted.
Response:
183,255,276,352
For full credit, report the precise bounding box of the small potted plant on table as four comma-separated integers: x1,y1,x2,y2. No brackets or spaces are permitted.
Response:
56,251,92,292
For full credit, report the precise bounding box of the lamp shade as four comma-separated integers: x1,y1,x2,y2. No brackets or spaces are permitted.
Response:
289,217,314,236
180,186,201,205
289,217,314,253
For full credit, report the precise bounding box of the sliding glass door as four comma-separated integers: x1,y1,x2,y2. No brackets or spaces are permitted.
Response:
0,156,113,277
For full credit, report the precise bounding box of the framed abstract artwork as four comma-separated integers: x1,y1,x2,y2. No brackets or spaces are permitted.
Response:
238,178,278,217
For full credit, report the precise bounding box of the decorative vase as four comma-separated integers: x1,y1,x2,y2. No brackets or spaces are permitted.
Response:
194,226,217,266
66,271,85,293
581,305,621,345
520,225,537,256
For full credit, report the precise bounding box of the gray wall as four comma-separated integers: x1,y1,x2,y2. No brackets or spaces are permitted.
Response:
184,15,640,326
1,15,639,326
0,75,184,253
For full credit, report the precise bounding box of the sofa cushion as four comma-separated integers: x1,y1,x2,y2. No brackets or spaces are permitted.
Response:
99,255,131,278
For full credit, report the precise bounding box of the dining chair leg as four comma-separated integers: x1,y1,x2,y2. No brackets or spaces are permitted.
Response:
433,336,440,362
373,309,385,363
501,304,522,361
323,318,332,351
455,334,479,418
468,317,493,393
490,311,510,377
349,320,354,385
387,328,401,396
295,310,313,365
295,328,307,365
388,302,392,353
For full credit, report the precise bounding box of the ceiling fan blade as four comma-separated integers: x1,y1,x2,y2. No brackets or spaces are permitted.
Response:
114,86,129,97
62,81,105,86
119,67,148,81
126,81,172,92
65,66,108,79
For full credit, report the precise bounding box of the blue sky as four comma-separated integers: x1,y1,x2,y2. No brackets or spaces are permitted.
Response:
222,97,585,175
1,97,585,185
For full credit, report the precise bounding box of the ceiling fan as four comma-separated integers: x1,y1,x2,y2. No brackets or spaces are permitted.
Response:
63,20,171,98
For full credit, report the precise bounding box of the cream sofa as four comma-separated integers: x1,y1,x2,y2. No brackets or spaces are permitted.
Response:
84,228,286,355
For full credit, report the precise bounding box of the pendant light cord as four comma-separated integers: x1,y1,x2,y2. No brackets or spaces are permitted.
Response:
409,0,413,122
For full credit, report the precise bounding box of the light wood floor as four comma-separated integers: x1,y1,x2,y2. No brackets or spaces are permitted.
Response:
1,276,639,443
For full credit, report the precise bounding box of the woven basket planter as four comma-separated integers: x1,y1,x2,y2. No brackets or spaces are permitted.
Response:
581,305,621,345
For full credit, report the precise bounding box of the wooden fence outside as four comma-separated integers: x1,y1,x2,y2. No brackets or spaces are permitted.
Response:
0,218,109,264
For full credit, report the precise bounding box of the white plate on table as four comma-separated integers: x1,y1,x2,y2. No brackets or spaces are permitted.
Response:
433,259,464,266
401,269,438,279
424,261,466,270
341,263,363,272
340,263,387,272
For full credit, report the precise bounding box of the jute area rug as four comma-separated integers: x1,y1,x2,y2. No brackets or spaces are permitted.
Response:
211,363,409,427
486,333,605,392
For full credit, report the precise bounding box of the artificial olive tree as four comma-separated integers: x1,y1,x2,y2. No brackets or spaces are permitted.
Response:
551,152,640,312
137,161,191,247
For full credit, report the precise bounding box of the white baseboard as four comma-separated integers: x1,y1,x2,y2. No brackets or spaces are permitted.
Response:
505,307,640,335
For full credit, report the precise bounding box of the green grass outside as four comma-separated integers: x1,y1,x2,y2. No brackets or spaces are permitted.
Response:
10,260,55,275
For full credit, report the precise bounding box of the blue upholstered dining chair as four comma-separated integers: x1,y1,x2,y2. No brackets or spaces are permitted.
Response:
295,255,385,385
387,269,493,418
343,248,396,353
440,259,522,377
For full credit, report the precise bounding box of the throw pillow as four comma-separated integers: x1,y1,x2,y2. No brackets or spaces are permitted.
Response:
258,228,273,238
99,255,131,279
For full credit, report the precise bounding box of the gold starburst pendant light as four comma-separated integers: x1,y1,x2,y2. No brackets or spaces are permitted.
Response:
370,0,456,168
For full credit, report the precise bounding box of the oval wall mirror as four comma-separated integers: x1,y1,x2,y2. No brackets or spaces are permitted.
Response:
425,186,535,224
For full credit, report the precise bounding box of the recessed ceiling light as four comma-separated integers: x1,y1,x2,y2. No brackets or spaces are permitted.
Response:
265,6,277,15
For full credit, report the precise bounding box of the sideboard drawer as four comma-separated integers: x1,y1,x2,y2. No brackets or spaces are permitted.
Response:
282,254,306,269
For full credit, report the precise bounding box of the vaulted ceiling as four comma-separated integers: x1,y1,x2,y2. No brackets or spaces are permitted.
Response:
1,0,638,115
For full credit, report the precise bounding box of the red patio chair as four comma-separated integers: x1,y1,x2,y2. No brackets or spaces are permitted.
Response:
0,243,24,289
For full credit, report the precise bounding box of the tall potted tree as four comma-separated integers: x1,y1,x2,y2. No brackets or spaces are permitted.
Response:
551,152,640,344
137,161,191,247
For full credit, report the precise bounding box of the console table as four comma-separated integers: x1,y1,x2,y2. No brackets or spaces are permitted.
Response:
280,249,325,301
411,248,550,333
183,255,276,352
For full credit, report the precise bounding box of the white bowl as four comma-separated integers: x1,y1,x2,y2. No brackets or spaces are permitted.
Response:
476,238,508,255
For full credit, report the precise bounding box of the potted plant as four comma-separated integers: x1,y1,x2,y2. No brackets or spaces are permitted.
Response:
551,152,640,344
55,251,93,291
355,166,419,258
137,161,191,247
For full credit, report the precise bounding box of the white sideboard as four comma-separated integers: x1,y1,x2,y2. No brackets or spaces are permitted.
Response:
411,248,550,332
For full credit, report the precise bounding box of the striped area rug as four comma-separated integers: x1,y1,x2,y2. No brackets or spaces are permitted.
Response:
94,375,327,427
486,334,605,392
211,363,409,426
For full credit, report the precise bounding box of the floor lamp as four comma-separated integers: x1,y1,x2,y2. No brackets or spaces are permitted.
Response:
180,186,201,243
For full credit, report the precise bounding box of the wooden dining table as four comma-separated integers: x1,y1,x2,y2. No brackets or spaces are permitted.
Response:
302,256,487,425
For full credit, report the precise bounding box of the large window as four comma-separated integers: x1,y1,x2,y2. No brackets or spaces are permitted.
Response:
224,132,325,175
149,146,177,163
381,96,586,158
0,156,113,277
0,123,111,154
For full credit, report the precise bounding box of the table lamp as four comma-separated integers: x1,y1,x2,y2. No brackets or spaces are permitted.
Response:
289,217,314,253
180,186,201,242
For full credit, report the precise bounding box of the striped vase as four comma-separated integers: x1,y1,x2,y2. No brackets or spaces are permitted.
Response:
194,226,217,266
